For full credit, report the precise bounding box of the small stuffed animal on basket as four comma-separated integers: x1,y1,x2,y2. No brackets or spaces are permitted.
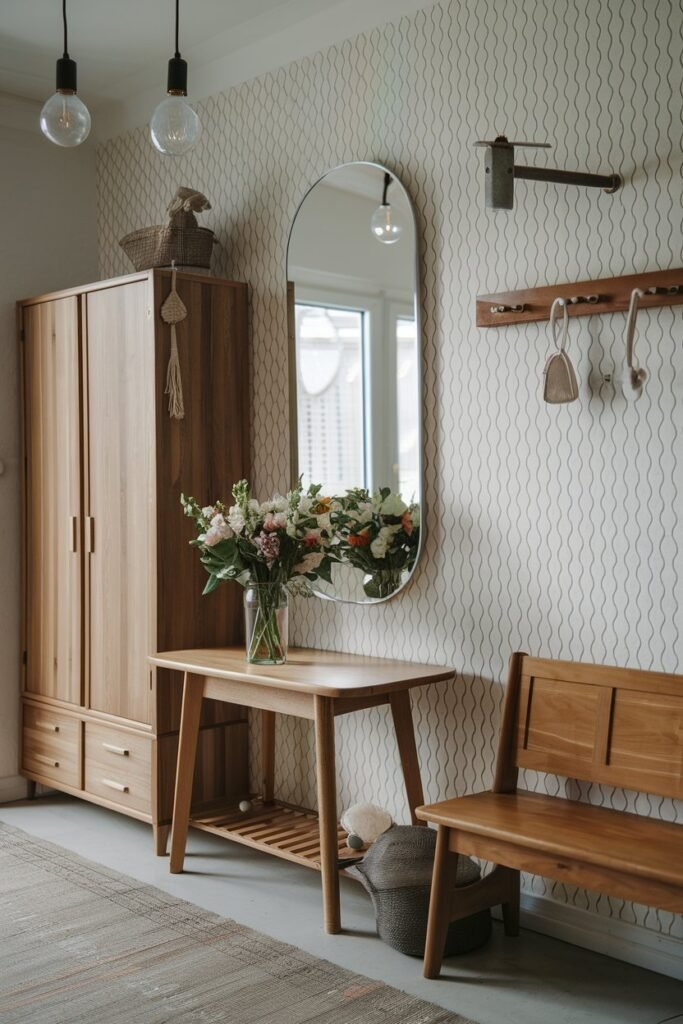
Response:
340,803,393,850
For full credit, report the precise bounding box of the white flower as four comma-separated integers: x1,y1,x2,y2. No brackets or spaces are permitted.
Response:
264,493,286,512
298,495,313,515
370,525,401,559
201,505,216,519
204,513,233,546
228,504,246,534
316,512,332,533
381,493,408,517
294,551,325,574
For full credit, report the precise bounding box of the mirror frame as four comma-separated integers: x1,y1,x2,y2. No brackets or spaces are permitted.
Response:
286,160,424,604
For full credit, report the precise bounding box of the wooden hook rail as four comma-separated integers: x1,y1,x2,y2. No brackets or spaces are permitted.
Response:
477,268,683,327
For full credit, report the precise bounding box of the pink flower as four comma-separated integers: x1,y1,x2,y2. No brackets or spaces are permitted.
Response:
303,528,321,548
255,531,280,567
263,511,287,532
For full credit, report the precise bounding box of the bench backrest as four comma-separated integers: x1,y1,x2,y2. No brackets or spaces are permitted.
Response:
494,653,683,799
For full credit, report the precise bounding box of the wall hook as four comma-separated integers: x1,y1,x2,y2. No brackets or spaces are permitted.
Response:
490,303,526,314
473,134,621,210
624,288,647,397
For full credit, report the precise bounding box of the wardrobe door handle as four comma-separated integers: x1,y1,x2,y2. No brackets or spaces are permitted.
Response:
85,516,95,553
102,743,130,757
69,516,78,553
34,754,59,768
101,778,129,794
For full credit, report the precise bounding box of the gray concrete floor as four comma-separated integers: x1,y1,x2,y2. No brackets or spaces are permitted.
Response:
0,793,681,1024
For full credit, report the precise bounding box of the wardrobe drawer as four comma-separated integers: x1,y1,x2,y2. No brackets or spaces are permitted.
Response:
22,705,81,788
84,723,152,814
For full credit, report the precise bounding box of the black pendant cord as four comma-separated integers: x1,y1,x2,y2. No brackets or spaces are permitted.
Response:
55,0,77,92
382,172,391,206
166,0,188,94
62,0,69,58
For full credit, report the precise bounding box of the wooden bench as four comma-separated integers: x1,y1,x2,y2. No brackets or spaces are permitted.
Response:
417,653,683,978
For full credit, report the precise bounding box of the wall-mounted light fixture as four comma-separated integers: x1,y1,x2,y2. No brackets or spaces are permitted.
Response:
474,135,621,210
371,172,404,244
40,0,91,147
150,0,201,156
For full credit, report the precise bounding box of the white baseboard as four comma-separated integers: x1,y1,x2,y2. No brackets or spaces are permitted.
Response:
0,775,30,805
511,893,683,982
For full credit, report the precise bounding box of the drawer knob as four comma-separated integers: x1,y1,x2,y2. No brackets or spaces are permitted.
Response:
102,743,130,757
101,778,129,794
35,721,59,732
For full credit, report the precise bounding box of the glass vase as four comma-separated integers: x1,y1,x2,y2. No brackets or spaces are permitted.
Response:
244,583,289,665
362,567,403,600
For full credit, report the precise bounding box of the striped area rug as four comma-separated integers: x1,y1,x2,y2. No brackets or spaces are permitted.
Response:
0,822,474,1023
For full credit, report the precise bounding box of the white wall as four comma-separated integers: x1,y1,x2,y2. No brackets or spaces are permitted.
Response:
0,108,98,800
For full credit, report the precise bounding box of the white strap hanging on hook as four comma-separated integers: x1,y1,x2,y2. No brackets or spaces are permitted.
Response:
624,288,647,397
543,297,579,403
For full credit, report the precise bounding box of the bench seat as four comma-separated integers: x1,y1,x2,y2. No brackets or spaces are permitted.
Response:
417,790,683,893
419,653,683,978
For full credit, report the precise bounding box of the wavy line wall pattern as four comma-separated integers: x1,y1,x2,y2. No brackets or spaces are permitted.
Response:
97,0,683,945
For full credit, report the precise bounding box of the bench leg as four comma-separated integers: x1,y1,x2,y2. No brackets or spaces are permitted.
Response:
424,825,459,979
501,867,520,936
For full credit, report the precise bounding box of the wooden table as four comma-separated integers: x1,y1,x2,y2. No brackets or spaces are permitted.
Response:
149,647,452,933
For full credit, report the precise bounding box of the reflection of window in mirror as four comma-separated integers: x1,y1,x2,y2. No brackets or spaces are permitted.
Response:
295,294,417,499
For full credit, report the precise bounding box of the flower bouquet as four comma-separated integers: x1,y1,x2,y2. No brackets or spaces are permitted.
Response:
182,479,336,664
332,487,420,599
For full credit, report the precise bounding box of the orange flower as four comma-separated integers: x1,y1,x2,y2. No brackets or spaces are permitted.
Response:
313,496,332,514
348,528,371,547
401,510,413,536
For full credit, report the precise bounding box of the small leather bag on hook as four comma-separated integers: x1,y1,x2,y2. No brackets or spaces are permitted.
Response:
543,297,579,403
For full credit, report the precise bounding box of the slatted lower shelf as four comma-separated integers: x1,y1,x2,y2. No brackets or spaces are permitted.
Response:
189,799,365,870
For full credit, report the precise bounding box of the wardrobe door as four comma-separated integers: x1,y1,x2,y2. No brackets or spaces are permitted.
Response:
85,282,156,724
22,298,82,705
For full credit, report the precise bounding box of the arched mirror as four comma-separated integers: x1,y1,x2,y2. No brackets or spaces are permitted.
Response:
287,161,423,603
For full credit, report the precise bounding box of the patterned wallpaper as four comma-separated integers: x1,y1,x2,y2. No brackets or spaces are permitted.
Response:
97,0,683,945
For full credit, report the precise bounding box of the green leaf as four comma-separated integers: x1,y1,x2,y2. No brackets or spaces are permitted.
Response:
202,574,222,596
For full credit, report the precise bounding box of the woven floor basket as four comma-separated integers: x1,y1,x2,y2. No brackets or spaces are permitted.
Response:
119,225,214,271
347,826,492,958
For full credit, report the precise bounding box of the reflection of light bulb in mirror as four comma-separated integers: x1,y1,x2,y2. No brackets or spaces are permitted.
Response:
371,203,403,244
40,90,91,147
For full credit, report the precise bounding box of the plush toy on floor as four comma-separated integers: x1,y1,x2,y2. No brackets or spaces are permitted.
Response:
340,803,393,850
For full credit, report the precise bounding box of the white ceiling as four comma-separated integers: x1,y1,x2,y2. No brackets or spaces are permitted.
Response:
0,0,339,106
0,0,439,138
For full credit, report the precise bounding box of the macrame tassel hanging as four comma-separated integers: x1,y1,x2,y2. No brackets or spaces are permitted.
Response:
165,324,185,418
160,262,188,419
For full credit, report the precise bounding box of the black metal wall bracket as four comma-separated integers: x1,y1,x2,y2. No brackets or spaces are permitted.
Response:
474,135,621,210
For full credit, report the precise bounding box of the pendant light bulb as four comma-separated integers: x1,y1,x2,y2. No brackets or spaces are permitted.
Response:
150,0,201,156
371,173,403,245
40,1,91,147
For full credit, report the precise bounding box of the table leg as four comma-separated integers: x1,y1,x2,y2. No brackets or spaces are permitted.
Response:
389,690,426,825
261,709,276,803
169,672,204,873
314,695,341,934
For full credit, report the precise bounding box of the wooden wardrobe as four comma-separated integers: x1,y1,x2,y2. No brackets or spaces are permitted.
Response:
18,269,250,853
